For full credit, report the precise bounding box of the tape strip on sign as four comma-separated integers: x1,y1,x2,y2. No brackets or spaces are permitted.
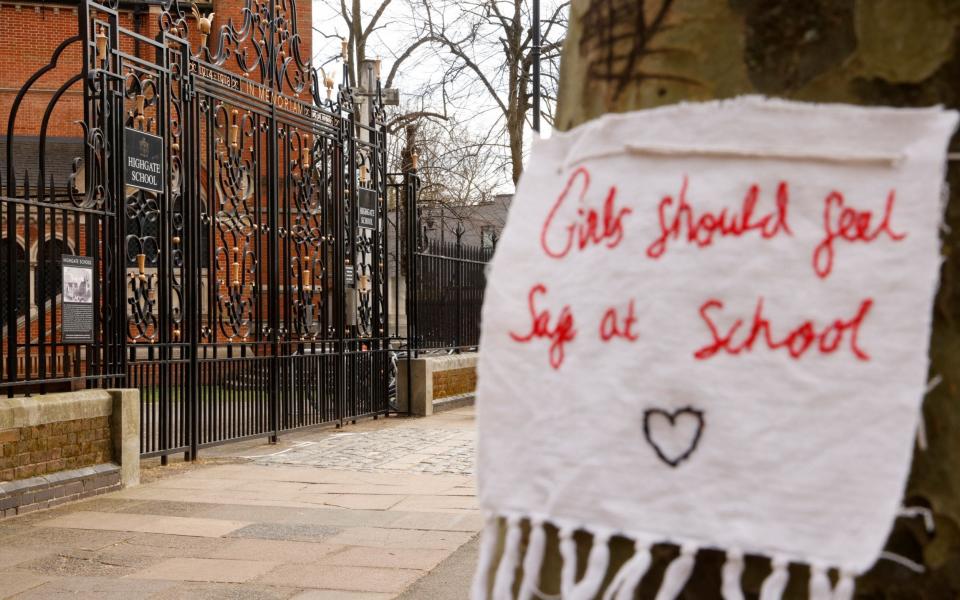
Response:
474,97,958,599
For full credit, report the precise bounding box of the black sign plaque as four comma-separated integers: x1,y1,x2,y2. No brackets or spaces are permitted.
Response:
357,189,377,231
344,263,356,288
62,255,95,344
124,128,165,193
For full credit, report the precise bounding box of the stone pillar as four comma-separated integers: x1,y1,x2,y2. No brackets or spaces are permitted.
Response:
108,389,140,488
397,357,432,416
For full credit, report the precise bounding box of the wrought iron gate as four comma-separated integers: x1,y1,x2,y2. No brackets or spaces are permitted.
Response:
79,0,392,458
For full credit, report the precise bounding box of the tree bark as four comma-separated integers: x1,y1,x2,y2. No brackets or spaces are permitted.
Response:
529,0,960,596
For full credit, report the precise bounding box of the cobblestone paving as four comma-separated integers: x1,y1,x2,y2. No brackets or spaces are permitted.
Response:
253,427,476,475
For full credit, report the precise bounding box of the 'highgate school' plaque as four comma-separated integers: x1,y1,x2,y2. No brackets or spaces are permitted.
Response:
124,128,164,193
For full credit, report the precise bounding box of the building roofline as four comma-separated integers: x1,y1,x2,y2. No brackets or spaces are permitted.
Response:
2,0,214,10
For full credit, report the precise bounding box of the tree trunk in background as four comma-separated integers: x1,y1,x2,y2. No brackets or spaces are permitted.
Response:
546,0,960,596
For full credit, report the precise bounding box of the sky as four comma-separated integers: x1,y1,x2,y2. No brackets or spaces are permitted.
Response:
310,0,564,193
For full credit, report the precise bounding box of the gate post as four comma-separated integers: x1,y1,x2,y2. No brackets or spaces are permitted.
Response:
404,165,420,416
181,36,200,462
267,0,280,444
455,224,463,351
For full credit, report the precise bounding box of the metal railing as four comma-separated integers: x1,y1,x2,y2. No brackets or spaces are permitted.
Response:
0,179,124,394
410,228,494,353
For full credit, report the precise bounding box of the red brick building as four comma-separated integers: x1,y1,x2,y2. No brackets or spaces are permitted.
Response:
0,0,315,380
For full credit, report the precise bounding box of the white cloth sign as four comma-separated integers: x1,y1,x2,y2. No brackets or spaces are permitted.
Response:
473,97,958,600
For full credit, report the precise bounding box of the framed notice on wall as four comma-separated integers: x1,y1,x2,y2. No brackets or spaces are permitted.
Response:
61,255,94,344
124,128,164,193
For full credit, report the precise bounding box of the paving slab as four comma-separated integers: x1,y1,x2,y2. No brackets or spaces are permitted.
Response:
196,505,409,529
323,527,474,550
0,570,52,599
319,546,450,571
150,477,258,491
17,548,161,578
385,511,484,532
210,539,344,563
395,534,480,600
257,564,424,593
226,480,313,494
292,482,461,496
0,527,135,552
225,522,342,543
9,576,178,599
36,511,251,538
110,499,219,518
128,557,280,584
112,487,328,509
103,532,236,559
389,494,479,513
288,591,392,600
292,493,406,511
149,582,301,600
0,547,50,570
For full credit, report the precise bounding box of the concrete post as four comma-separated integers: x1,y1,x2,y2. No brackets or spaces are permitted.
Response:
108,389,140,487
397,357,432,416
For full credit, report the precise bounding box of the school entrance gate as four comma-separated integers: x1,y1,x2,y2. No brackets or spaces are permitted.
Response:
2,0,404,459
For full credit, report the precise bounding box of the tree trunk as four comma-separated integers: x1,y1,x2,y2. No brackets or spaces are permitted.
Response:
536,0,960,596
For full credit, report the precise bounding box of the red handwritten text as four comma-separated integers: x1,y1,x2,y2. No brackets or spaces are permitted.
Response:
509,284,577,369
540,167,633,259
599,300,639,342
812,190,906,279
693,296,873,361
647,177,792,259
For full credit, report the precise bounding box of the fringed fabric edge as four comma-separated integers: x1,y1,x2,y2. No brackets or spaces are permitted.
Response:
471,512,862,600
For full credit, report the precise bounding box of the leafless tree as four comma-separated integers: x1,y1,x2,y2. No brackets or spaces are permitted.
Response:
412,0,569,185
314,1,568,191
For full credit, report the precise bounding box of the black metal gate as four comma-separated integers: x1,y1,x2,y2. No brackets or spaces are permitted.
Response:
78,0,392,458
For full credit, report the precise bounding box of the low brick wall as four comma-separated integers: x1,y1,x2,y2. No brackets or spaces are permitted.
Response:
0,464,121,517
0,415,112,481
398,353,478,415
0,389,139,519
432,367,478,400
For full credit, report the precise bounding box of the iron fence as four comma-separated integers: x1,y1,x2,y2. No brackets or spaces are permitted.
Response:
0,0,492,447
410,228,494,352
0,176,124,394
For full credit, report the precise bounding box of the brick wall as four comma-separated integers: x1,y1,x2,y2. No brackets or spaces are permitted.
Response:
0,415,112,482
0,389,139,519
432,366,477,400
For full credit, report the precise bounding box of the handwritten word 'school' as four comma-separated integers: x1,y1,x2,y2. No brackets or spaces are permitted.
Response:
540,167,633,259
693,297,874,361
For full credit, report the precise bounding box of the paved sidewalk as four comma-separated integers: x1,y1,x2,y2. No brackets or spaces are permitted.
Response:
0,407,479,599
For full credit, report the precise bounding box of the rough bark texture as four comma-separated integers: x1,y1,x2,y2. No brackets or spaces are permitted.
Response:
538,0,960,597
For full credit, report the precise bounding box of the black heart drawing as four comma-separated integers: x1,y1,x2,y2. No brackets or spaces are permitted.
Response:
642,407,705,468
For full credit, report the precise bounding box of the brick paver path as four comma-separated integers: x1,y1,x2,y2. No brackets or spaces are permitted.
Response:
0,407,479,599
253,428,474,476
